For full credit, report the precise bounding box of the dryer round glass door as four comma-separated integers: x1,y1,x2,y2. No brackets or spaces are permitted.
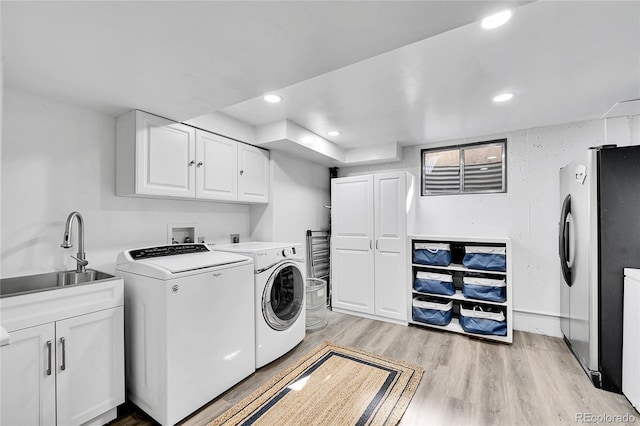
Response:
263,262,304,331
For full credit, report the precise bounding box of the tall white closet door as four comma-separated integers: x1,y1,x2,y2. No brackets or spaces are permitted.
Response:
331,175,375,314
374,172,407,321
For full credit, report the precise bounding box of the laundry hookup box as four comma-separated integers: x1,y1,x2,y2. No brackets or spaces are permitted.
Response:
412,297,453,326
462,246,506,272
413,243,451,266
459,305,507,336
462,276,506,303
414,271,455,296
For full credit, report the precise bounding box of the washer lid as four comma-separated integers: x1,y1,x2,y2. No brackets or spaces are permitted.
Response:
139,251,250,274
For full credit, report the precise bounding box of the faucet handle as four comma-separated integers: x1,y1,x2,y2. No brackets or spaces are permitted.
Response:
70,255,89,267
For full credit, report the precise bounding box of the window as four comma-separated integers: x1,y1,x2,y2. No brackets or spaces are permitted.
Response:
421,139,506,196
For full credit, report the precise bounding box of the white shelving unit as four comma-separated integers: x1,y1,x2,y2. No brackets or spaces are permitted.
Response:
408,235,513,344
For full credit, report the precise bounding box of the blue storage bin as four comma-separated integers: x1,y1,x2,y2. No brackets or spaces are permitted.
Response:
462,276,506,303
459,306,507,336
412,298,453,326
413,243,451,266
462,246,506,272
414,271,455,296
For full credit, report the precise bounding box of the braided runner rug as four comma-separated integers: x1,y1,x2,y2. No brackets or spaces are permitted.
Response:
208,341,423,426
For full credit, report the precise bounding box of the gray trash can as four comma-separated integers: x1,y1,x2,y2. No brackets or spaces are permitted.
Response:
305,278,328,331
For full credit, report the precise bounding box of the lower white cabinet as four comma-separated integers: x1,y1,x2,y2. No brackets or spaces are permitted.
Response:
56,308,125,425
1,279,125,426
1,323,56,425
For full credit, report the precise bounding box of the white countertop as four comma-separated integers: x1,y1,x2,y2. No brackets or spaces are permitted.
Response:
625,268,640,281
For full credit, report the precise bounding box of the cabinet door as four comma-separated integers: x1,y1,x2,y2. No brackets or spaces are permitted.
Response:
331,175,375,314
0,323,56,426
56,307,124,426
135,111,196,198
237,144,270,203
195,131,238,201
374,172,408,321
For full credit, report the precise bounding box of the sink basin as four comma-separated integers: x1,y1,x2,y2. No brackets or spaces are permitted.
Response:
56,270,113,286
0,269,117,298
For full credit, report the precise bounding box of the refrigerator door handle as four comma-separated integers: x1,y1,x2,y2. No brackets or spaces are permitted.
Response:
559,194,573,286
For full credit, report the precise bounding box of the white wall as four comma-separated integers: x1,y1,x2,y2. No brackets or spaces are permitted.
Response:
250,150,331,274
183,111,256,145
1,89,252,277
0,1,4,277
338,115,639,337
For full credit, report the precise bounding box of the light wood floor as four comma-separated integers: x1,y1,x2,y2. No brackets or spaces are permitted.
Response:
111,311,637,426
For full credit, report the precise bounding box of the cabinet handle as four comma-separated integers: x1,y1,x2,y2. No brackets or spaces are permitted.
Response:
370,240,372,250
376,240,379,250
60,337,66,371
196,162,203,167
188,160,196,166
46,340,52,376
239,170,244,176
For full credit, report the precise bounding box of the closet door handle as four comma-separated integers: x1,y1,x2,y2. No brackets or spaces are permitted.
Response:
196,162,203,167
376,240,379,250
369,240,372,250
188,160,196,166
46,340,52,376
60,337,66,371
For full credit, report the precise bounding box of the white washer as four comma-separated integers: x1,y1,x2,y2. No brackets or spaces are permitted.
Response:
212,242,305,368
115,244,255,426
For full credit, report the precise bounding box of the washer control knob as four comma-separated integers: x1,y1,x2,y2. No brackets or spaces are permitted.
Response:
282,248,292,257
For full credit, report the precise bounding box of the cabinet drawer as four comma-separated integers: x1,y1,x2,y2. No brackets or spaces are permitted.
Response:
1,279,124,332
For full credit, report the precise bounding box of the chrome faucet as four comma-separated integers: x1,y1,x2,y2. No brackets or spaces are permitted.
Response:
61,211,88,273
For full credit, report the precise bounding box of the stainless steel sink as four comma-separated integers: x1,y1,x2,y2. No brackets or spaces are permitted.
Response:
0,269,117,298
56,270,113,286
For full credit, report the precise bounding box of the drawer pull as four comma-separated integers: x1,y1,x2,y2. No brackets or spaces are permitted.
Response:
60,337,66,371
46,340,52,376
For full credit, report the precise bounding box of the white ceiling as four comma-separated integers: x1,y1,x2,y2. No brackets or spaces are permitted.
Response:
3,1,639,155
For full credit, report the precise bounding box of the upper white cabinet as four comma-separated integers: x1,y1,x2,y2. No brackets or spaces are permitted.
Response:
118,110,196,198
195,131,238,201
238,143,270,203
117,110,269,203
331,172,414,323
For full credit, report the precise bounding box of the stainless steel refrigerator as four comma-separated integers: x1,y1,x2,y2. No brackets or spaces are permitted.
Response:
559,144,640,393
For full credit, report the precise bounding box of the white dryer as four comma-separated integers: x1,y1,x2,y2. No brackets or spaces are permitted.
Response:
115,244,255,426
212,242,305,368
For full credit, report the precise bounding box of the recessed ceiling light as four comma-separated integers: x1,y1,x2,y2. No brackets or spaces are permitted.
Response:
263,94,282,103
493,92,514,103
327,130,341,137
481,10,512,30
487,156,497,160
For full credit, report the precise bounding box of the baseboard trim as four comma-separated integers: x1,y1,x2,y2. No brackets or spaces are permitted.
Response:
513,309,562,337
